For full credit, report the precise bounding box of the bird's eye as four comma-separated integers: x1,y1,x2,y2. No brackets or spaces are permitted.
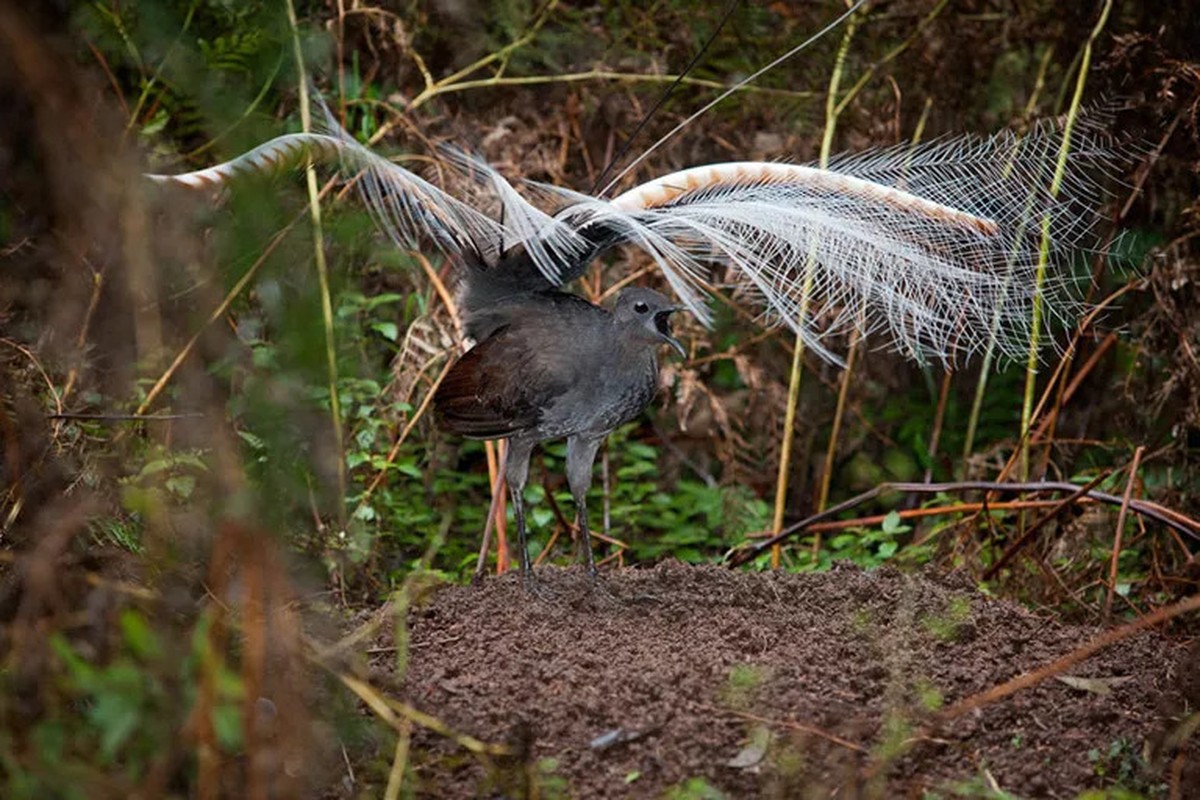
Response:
634,301,650,314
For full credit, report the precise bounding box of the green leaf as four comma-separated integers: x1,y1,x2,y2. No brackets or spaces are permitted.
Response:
371,321,399,342
213,703,244,751
165,475,195,499
396,459,422,479
140,108,170,136
89,683,143,762
880,510,909,535
120,610,161,661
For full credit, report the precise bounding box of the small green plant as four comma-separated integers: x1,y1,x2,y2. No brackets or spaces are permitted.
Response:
721,663,766,710
850,607,875,635
921,596,973,642
790,509,925,572
875,710,916,763
1086,739,1165,796
664,776,729,800
533,757,570,799
0,608,248,797
914,677,944,712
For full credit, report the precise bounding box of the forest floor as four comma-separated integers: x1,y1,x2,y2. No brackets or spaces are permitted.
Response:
356,562,1199,798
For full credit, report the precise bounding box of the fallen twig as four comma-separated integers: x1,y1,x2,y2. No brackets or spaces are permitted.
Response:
936,592,1200,723
702,704,866,753
981,471,1113,580
860,592,1200,784
727,480,1200,567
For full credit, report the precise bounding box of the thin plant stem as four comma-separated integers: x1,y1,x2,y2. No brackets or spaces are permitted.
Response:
353,355,454,518
600,0,867,196
772,331,806,569
409,0,560,108
989,283,1134,491
182,53,283,160
961,46,1054,465
495,440,509,573
131,188,335,420
816,327,859,515
962,154,1037,468
286,0,347,531
383,718,412,800
818,93,934,540
416,70,812,110
771,1,865,568
831,0,951,119
1019,0,1112,483
961,341,995,470
124,0,199,134
1105,445,1145,621
926,371,953,483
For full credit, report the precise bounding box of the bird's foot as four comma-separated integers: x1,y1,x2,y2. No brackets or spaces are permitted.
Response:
519,569,558,601
583,570,620,604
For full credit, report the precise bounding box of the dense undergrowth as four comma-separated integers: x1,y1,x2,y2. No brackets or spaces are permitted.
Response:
2,0,1199,796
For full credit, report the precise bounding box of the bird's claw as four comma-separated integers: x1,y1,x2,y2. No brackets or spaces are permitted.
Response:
519,570,558,600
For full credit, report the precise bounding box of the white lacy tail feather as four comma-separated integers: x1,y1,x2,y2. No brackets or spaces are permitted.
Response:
146,106,1128,366
531,114,1125,365
145,107,586,284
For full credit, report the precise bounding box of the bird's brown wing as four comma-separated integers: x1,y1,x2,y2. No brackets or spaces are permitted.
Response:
433,324,580,440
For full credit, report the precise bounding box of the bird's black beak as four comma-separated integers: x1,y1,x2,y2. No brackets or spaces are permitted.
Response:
655,308,687,359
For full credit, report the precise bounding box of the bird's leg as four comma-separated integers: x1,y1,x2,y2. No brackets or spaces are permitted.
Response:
504,438,536,583
566,436,604,580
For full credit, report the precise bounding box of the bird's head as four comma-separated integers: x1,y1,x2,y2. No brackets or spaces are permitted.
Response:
614,287,686,358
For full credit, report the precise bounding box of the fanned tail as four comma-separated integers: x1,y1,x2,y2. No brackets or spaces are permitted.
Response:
525,113,1127,365
146,100,1129,365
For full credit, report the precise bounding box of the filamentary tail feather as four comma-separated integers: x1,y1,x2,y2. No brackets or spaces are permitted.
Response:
530,113,1126,365
145,103,1129,366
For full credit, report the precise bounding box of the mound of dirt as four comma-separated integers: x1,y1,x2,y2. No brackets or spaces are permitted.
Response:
374,562,1196,798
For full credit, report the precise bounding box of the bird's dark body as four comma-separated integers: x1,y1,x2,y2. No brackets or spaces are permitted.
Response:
435,291,658,443
432,260,682,584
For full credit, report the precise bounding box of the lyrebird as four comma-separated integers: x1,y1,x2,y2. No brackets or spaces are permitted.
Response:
148,96,1122,587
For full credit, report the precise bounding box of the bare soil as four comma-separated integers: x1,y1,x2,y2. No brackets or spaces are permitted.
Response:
366,562,1198,798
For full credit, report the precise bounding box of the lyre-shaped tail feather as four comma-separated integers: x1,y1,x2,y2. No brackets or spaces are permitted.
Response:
527,113,1127,365
146,100,1127,366
144,104,582,283
145,134,344,189
145,128,500,260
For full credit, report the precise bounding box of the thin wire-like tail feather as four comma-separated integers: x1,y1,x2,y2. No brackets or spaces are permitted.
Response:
532,112,1127,365
145,105,586,286
145,100,1127,366
435,146,590,283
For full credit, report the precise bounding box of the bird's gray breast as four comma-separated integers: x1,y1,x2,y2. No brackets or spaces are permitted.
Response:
538,351,659,439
